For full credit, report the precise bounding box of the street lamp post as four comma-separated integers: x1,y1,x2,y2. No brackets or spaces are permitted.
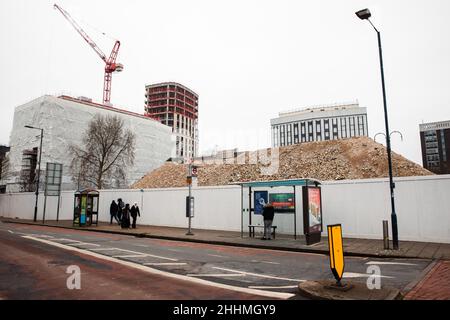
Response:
25,125,43,222
356,8,399,250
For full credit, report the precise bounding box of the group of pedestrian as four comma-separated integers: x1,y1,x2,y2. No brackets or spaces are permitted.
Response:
110,198,140,229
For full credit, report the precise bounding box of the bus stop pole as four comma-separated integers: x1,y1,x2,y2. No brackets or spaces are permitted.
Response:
248,187,252,235
240,185,243,238
294,185,297,240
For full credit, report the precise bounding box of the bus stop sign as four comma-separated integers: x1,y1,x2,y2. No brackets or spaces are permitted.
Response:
327,224,345,283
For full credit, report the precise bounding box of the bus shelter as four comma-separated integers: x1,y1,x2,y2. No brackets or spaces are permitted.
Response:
73,189,99,227
236,179,322,245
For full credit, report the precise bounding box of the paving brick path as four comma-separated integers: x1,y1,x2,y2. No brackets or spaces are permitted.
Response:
405,260,450,300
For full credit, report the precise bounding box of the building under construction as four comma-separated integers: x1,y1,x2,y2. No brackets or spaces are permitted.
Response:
145,82,199,159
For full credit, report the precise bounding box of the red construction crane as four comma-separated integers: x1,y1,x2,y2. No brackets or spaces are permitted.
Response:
54,4,123,105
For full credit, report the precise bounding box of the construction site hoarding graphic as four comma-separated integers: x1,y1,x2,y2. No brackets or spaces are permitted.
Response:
269,193,295,213
254,191,268,215
308,187,322,233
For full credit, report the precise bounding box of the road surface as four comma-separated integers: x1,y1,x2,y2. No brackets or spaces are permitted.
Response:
0,221,432,300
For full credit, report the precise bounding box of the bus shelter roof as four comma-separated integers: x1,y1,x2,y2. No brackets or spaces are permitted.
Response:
234,178,321,188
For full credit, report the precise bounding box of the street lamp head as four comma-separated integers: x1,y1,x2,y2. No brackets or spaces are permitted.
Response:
24,125,34,129
355,8,371,20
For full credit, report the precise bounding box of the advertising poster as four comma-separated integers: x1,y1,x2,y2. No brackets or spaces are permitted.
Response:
308,187,322,233
254,191,268,215
80,195,86,225
269,193,295,213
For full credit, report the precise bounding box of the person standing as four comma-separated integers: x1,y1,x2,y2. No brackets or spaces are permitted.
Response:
117,198,124,223
262,202,275,240
109,200,119,225
130,202,141,229
121,203,131,229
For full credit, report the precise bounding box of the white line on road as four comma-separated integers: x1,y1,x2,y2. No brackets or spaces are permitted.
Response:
260,261,281,265
91,247,178,261
343,272,394,279
366,261,418,266
207,254,226,258
187,273,246,277
112,254,148,258
8,230,14,234
69,242,100,247
144,263,187,266
90,247,119,251
212,267,305,282
248,285,299,289
21,235,294,299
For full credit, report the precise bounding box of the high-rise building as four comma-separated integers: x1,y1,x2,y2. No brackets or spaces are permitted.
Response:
271,101,368,147
145,82,199,159
419,120,450,174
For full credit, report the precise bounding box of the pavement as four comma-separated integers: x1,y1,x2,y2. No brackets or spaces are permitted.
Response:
404,260,450,300
1,217,450,260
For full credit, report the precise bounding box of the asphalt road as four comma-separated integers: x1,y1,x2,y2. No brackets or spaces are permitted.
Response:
0,221,432,300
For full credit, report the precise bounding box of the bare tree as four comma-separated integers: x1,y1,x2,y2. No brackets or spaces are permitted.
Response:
69,114,135,189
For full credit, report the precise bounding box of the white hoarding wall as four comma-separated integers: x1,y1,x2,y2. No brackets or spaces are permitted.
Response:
1,175,449,243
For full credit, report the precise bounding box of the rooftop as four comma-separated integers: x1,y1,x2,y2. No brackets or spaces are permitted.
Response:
278,100,360,117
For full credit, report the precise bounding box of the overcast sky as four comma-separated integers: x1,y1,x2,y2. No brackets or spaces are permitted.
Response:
1,0,449,165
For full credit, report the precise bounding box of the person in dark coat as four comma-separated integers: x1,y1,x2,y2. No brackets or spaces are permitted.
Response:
262,202,275,240
109,200,120,225
121,203,131,229
130,202,141,229
117,198,124,223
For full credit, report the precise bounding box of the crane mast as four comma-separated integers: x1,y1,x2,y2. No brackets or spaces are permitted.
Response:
54,4,123,105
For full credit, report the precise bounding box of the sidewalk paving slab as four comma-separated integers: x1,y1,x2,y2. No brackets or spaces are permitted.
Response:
1,217,449,260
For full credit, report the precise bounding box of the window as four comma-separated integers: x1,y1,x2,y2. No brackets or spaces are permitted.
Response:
340,118,347,138
324,119,330,140
316,120,322,141
301,122,306,142
349,117,355,137
287,124,292,145
358,116,365,136
332,118,338,139
294,123,299,144
308,121,313,142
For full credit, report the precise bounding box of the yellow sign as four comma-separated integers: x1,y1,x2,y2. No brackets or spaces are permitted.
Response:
327,224,345,282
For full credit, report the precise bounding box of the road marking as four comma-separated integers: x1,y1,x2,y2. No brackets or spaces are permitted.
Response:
248,285,298,289
113,254,147,258
366,261,417,266
91,247,178,261
343,272,394,279
69,242,100,247
252,260,280,265
8,230,14,234
260,261,280,265
208,254,226,258
144,263,187,266
21,235,294,299
212,267,305,282
187,273,246,277
90,247,118,251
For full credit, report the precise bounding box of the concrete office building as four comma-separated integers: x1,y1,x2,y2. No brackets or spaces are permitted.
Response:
420,120,450,174
271,101,368,147
4,95,173,192
145,82,199,159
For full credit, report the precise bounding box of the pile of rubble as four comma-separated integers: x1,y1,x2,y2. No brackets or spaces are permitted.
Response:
131,137,433,189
